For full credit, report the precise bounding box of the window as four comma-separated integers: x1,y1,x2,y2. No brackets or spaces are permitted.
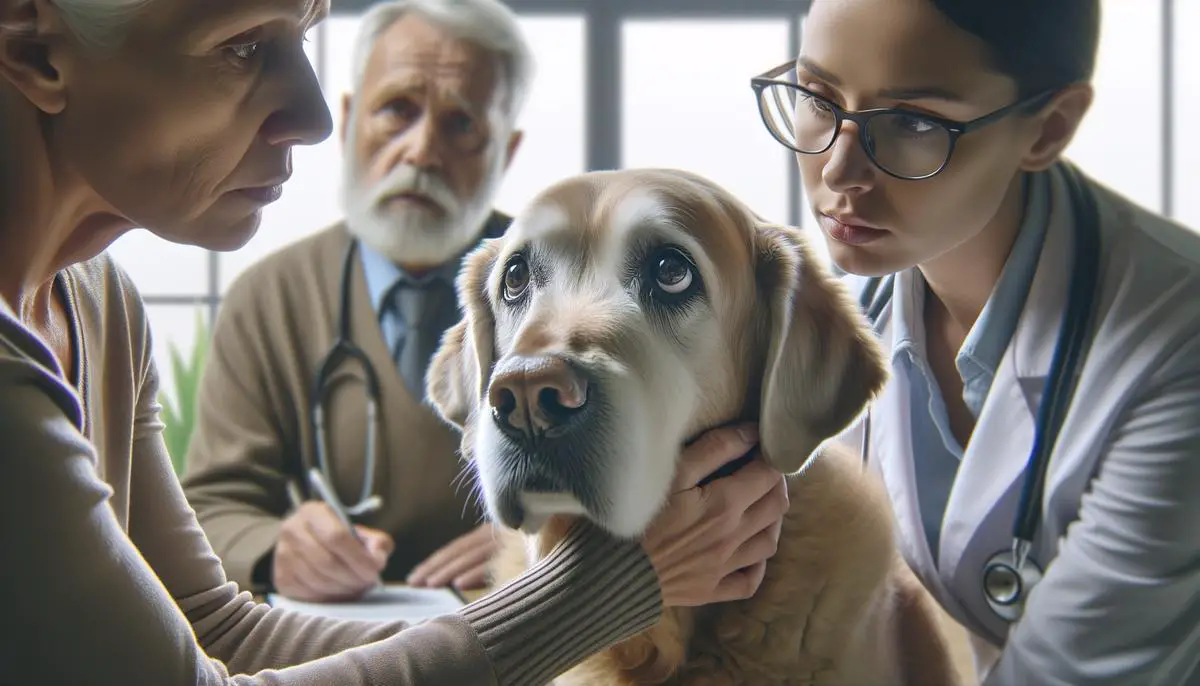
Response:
492,16,587,217
107,230,210,298
621,19,795,226
1174,0,1200,229
1064,0,1163,213
144,304,210,408
794,12,826,265
321,14,364,155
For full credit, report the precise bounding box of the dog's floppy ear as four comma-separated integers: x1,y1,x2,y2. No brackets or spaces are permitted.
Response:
755,224,888,473
426,239,502,431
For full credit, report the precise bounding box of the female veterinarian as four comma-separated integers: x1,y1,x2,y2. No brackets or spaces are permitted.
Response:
0,0,790,683
752,0,1200,683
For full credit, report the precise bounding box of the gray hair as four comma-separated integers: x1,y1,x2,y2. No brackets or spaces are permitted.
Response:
350,0,535,128
34,0,154,51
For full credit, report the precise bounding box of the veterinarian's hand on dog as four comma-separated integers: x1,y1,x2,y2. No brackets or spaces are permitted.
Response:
406,523,498,590
641,422,788,607
272,501,394,602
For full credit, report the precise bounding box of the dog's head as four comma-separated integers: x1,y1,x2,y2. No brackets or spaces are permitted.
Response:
427,168,887,538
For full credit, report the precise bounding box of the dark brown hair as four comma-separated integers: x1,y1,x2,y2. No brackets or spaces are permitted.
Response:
929,0,1102,98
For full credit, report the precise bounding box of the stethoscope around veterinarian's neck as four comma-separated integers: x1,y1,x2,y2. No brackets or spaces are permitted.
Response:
856,166,1102,624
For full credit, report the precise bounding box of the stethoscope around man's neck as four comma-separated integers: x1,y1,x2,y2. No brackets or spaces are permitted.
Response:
305,238,386,518
857,166,1102,623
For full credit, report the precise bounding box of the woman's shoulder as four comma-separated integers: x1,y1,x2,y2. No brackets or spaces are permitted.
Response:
0,304,85,430
56,252,158,409
63,250,147,308
1084,176,1200,376
61,251,152,347
1084,168,1200,275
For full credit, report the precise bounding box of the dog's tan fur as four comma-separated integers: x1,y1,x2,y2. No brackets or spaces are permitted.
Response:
427,168,965,685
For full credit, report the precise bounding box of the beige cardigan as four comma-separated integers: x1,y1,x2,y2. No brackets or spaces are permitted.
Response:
181,223,487,590
0,252,661,685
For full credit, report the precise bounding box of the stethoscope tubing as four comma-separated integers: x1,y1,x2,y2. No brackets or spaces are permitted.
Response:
306,238,385,517
856,166,1102,620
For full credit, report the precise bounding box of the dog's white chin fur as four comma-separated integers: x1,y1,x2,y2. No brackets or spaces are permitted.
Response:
517,493,589,534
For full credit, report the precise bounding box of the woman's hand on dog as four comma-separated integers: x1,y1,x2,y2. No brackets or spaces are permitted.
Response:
641,422,789,607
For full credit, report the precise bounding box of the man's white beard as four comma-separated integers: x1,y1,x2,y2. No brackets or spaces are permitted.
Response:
340,132,506,267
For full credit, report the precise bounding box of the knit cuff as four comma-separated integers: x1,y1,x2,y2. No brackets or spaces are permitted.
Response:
460,521,662,685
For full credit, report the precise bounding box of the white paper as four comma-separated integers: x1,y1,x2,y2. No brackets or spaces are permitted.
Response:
267,584,465,624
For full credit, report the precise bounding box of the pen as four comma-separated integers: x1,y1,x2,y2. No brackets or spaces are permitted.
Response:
285,478,304,512
447,585,469,604
304,468,383,592
306,467,364,544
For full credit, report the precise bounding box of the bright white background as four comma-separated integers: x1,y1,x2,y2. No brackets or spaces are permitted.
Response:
1175,0,1200,230
107,1,1199,400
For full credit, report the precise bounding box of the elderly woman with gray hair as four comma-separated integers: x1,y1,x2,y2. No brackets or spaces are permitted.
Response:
0,0,789,683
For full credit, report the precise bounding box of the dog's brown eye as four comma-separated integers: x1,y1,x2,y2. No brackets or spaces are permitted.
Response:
502,256,530,301
655,251,694,295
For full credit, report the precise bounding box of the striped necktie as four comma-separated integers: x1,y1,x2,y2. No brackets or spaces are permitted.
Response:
390,279,456,399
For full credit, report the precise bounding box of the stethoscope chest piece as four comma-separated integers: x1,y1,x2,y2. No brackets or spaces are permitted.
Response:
982,550,1044,622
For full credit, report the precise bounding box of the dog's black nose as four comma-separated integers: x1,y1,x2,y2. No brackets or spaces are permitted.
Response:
488,355,589,440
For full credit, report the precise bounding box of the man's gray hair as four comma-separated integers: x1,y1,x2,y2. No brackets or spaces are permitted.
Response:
351,0,535,127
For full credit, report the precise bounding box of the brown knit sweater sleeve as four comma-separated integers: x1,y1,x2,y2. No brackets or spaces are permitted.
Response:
0,284,661,685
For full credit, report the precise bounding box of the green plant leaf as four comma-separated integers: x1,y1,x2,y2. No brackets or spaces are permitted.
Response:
156,307,211,476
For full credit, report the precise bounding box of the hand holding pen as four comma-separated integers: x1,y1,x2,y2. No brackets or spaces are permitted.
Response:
305,468,367,543
269,470,393,602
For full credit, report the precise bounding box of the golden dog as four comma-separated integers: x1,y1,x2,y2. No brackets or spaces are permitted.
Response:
426,168,965,685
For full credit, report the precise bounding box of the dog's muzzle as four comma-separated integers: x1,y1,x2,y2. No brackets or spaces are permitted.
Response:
485,354,603,530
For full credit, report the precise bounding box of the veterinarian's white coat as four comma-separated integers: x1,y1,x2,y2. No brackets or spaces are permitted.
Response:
835,161,1200,685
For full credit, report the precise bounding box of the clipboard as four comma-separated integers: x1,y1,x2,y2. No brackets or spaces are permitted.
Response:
267,584,467,624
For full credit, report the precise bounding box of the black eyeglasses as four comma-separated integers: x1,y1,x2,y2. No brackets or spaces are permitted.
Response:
750,61,1054,180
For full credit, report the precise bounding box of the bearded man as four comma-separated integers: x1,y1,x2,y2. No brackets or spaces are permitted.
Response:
181,0,530,603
